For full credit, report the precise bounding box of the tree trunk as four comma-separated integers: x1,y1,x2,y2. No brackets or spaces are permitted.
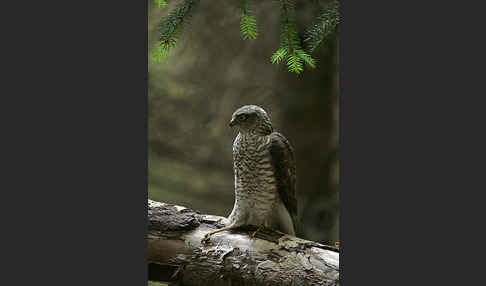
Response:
148,200,340,285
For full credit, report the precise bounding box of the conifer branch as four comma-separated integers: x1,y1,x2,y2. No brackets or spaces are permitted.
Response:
303,0,340,53
151,0,339,74
153,0,199,62
239,0,258,40
280,0,295,54
271,0,315,74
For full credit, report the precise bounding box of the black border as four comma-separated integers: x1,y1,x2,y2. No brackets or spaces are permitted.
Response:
3,1,148,285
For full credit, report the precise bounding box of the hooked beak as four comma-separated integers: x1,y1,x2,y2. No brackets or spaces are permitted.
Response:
229,118,236,127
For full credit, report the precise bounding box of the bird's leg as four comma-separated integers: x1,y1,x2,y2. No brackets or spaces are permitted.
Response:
201,226,238,244
250,224,266,239
250,224,289,239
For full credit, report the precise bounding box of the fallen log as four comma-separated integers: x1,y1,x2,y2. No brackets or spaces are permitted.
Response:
148,199,339,285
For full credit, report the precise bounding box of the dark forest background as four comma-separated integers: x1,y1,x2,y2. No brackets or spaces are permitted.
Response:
148,0,339,245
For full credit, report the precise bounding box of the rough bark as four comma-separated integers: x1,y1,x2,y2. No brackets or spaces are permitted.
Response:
148,199,339,285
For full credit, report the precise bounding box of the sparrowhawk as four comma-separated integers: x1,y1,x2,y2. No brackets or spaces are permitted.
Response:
202,105,298,242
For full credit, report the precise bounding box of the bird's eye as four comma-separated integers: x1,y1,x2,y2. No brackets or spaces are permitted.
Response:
239,114,248,121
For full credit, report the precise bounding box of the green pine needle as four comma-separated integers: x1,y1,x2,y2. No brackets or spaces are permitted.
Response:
296,49,316,68
152,45,167,62
152,41,177,62
239,0,258,40
287,53,303,74
271,48,288,64
154,0,167,8
240,14,258,40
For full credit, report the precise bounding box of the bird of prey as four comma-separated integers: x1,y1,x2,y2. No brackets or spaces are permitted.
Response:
202,105,298,242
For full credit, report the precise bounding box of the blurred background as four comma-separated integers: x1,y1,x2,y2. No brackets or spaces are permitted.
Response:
148,0,339,245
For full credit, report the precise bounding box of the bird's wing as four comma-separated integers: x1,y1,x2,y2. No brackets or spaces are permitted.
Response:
267,132,298,228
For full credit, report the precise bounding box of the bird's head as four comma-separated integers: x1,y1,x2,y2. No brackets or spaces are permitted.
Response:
229,105,273,135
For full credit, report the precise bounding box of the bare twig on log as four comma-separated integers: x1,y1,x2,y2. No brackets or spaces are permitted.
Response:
148,199,339,285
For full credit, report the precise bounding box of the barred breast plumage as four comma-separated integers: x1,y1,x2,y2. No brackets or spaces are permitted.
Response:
229,132,279,227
